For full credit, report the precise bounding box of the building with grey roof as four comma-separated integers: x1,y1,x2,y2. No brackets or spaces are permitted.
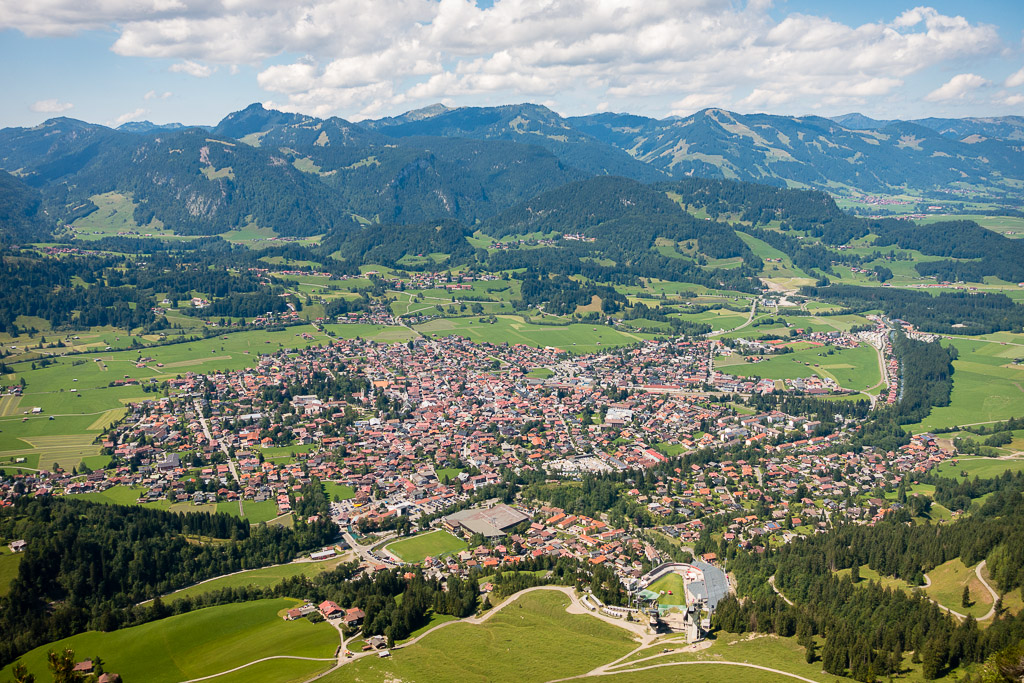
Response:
443,504,530,538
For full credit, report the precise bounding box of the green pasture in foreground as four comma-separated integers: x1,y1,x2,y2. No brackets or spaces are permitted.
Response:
386,530,467,563
414,315,651,354
323,590,635,683
0,599,337,683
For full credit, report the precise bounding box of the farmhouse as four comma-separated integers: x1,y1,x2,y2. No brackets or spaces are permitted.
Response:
342,607,365,627
443,504,530,539
319,600,343,619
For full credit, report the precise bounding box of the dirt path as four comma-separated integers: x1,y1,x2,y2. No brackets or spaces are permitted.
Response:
306,585,654,682
179,656,336,683
550,659,823,683
974,560,1000,621
768,575,794,606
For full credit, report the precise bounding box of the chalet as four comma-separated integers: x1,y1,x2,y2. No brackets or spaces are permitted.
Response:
342,607,365,627
319,600,343,619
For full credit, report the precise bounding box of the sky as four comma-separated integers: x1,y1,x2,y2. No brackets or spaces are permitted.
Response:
0,0,1022,128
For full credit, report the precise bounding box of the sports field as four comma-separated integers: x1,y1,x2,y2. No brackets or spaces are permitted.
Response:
386,530,467,563
0,599,337,683
324,482,355,501
646,572,687,607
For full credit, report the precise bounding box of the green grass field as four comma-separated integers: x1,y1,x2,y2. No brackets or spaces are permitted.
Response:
915,213,1024,238
614,632,849,682
324,590,635,683
647,572,687,607
925,559,993,620
322,323,418,343
240,499,281,523
434,467,463,483
909,337,1024,432
0,325,341,469
324,482,356,501
69,192,178,240
162,558,347,603
67,485,146,506
414,315,651,354
716,342,881,392
385,530,467,563
0,547,22,597
835,564,913,592
0,599,337,683
933,458,1024,480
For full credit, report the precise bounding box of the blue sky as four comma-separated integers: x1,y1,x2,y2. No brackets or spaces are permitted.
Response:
0,0,1021,128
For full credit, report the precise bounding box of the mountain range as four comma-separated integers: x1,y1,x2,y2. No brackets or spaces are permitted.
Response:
0,102,1022,242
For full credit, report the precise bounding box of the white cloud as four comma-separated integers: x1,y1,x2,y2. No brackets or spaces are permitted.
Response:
144,90,172,100
0,1,1011,118
670,92,732,116
30,98,73,113
113,108,146,125
1006,66,1024,88
169,60,213,78
924,73,989,101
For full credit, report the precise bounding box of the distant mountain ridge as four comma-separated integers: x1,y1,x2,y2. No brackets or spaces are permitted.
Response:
0,102,1022,243
831,112,1024,141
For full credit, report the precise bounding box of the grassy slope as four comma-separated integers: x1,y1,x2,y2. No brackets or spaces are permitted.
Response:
0,547,21,597
162,558,347,603
0,599,337,683
932,458,1024,480
925,559,993,620
324,590,635,683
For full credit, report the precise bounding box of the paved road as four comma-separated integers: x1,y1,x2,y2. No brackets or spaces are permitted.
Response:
709,299,757,337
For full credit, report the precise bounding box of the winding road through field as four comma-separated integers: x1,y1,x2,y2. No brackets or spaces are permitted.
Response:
176,582,841,683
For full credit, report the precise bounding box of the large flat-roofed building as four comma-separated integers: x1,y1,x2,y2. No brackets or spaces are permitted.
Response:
443,504,530,538
685,560,730,612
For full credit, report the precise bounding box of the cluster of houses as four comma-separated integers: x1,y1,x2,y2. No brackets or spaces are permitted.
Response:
0,331,957,604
